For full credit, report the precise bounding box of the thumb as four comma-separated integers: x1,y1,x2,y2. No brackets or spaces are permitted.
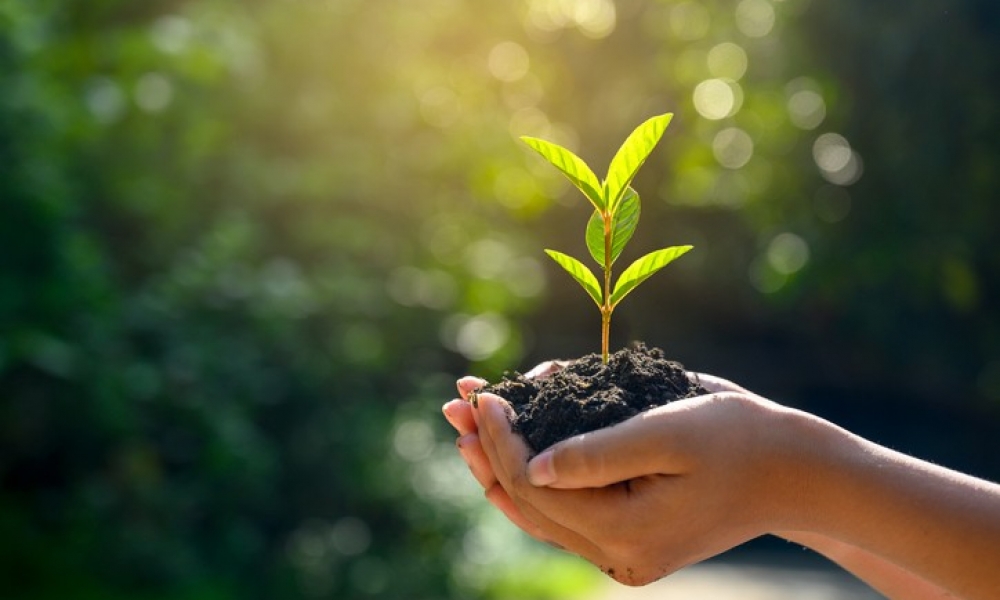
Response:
526,405,687,489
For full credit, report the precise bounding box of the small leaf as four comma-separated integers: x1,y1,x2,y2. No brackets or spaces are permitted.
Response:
586,187,641,267
585,210,605,267
610,245,692,308
544,249,603,307
604,113,673,212
522,136,605,211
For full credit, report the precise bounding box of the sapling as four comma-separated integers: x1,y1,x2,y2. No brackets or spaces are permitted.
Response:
522,113,692,364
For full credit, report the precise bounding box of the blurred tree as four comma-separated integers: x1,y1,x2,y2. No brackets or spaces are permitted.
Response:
792,0,1000,406
1,1,541,598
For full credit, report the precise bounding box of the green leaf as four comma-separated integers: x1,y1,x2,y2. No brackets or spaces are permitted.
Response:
544,249,603,307
522,136,606,211
586,187,641,267
603,113,673,212
609,245,692,308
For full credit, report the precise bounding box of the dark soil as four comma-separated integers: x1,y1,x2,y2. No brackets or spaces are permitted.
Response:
482,343,708,455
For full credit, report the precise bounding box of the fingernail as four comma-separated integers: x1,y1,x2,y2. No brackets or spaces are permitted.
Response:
527,450,556,486
457,376,487,397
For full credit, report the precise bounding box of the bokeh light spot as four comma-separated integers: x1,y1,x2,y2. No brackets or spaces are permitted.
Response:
712,127,754,169
506,258,546,298
488,41,530,82
466,238,514,280
386,267,458,309
813,132,863,185
707,42,748,81
736,0,776,38
85,77,126,124
150,15,192,55
441,313,511,361
787,89,826,130
813,133,851,172
571,0,617,39
287,520,331,569
393,419,435,463
767,232,810,275
522,0,616,39
134,72,173,113
693,78,740,120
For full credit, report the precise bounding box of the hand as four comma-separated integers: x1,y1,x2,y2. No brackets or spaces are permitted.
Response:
442,364,571,545
445,371,994,597
444,369,802,585
471,386,801,585
442,368,735,494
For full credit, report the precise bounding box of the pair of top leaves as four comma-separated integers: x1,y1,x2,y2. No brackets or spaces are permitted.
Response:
522,113,692,312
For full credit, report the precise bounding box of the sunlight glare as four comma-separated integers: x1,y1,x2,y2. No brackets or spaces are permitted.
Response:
523,0,616,39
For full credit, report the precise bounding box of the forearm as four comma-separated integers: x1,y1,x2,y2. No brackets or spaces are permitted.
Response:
777,411,1000,599
776,531,957,599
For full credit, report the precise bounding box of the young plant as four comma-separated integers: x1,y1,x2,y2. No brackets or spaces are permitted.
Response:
522,113,692,364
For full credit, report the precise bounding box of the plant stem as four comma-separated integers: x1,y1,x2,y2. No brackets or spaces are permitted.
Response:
601,211,614,364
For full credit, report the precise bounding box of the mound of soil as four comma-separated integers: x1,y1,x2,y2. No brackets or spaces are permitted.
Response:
482,343,708,454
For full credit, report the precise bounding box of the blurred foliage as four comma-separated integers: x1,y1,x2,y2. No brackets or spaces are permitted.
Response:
2,0,1000,599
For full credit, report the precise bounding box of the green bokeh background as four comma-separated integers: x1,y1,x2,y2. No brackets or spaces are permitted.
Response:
2,0,999,598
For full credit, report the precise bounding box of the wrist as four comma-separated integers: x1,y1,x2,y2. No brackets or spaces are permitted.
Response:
753,404,858,535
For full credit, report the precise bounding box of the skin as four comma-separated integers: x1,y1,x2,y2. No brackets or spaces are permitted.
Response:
442,369,1000,598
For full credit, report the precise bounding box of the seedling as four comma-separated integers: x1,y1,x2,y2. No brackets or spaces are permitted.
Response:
522,113,692,363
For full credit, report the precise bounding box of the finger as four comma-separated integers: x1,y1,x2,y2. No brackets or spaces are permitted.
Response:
483,482,560,546
524,360,568,379
457,376,488,401
442,399,477,435
526,401,698,489
456,433,496,489
689,372,748,394
452,408,568,548
476,394,618,545
478,436,609,565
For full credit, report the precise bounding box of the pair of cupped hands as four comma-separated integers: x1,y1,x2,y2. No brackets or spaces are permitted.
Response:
441,363,806,586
